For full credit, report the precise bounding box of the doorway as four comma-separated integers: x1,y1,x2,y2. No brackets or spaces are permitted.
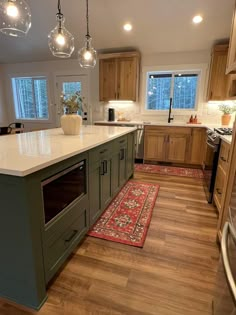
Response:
55,75,89,127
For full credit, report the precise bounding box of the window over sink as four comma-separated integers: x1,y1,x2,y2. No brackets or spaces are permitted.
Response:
11,76,49,120
142,64,207,115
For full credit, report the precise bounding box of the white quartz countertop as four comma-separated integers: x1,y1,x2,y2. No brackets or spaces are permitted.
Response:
0,126,137,177
94,120,224,128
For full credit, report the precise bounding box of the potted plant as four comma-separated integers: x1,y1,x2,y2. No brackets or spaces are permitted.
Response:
218,103,236,126
60,92,86,135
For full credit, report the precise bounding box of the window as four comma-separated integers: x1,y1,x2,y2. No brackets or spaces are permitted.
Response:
146,71,200,111
12,77,49,120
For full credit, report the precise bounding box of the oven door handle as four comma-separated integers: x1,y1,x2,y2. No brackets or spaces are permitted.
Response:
206,140,218,152
221,222,236,304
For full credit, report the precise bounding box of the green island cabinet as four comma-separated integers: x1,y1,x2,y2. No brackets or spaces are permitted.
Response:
0,131,135,310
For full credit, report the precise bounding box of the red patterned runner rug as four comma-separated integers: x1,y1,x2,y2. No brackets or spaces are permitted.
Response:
135,164,203,179
88,181,159,247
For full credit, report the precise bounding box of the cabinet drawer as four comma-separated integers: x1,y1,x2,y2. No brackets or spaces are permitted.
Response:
89,142,112,165
145,126,191,135
214,165,225,212
218,140,230,172
43,197,89,282
112,135,127,152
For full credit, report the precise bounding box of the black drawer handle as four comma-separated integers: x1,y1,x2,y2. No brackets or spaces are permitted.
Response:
65,230,78,243
216,188,222,195
103,160,108,174
100,161,105,175
220,156,227,162
120,148,125,160
100,149,107,154
119,139,126,144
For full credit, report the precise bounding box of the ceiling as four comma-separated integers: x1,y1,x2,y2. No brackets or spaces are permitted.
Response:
0,0,234,64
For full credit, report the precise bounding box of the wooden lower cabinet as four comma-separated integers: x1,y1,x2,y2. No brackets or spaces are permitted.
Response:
144,132,166,161
167,134,190,163
144,126,193,164
214,140,230,213
189,128,206,165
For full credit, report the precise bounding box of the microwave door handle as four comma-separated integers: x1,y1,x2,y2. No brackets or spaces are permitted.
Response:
221,222,236,303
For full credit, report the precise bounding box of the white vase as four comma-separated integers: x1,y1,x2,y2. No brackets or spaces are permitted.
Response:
60,114,82,135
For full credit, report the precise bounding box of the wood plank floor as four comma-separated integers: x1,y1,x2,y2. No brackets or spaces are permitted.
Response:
0,172,220,315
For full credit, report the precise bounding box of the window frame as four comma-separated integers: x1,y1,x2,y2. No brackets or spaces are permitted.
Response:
10,73,52,123
141,64,208,116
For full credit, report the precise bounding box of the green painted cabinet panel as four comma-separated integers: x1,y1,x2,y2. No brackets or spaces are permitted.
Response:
44,196,89,283
100,159,112,209
89,162,102,224
127,132,135,179
111,152,120,196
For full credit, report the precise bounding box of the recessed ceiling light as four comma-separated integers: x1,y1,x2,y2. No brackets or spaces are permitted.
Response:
123,23,132,31
192,15,203,24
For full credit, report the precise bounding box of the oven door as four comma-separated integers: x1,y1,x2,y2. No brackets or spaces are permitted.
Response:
202,139,219,203
212,222,236,314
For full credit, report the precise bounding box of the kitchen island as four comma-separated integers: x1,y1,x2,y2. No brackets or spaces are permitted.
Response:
0,126,136,310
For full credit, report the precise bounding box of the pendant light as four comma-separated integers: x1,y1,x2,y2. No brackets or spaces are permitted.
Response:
78,0,97,68
0,0,31,37
48,0,74,58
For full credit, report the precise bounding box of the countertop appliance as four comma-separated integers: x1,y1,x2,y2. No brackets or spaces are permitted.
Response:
108,108,115,121
202,128,232,203
212,182,236,313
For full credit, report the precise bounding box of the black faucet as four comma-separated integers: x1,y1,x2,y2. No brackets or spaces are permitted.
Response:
168,97,174,123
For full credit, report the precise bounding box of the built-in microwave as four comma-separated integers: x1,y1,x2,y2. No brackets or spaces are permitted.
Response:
41,160,86,225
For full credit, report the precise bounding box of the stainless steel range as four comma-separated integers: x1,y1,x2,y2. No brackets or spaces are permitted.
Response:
202,127,232,203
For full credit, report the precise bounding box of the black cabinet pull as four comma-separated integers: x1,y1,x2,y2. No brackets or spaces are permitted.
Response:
100,161,105,175
100,149,107,154
216,188,222,195
103,160,108,174
220,156,227,162
65,230,78,243
119,139,125,144
120,148,125,160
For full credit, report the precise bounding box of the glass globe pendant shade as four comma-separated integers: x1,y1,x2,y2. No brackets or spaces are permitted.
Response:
48,15,74,58
0,0,31,37
78,36,97,68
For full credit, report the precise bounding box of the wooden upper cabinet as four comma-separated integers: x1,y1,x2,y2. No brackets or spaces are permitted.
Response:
207,44,229,101
99,58,117,101
99,52,140,102
226,0,236,74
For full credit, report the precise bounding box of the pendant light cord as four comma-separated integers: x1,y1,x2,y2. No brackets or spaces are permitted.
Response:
57,0,63,32
86,0,90,38
58,0,62,15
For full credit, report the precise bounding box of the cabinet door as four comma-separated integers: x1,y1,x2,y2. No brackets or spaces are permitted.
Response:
207,45,229,101
126,132,135,179
214,165,225,213
111,151,120,197
144,132,166,161
190,128,206,165
89,162,102,225
119,145,127,187
167,134,190,163
99,59,117,101
117,57,138,101
226,2,236,74
100,159,112,210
